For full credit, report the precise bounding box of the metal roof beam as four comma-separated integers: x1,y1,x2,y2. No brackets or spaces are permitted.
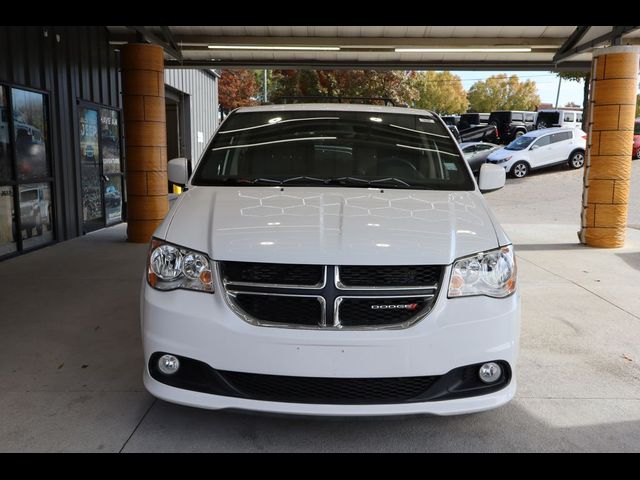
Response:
165,59,591,72
124,26,182,60
554,26,640,63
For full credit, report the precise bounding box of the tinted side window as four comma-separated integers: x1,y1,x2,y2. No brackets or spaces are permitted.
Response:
564,112,575,122
576,113,583,122
534,135,551,147
524,113,535,122
551,131,572,143
512,113,523,122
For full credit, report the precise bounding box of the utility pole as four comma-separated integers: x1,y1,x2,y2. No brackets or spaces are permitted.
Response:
555,76,562,108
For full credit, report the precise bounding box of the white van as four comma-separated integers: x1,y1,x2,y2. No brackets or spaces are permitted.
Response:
141,103,520,416
536,109,583,130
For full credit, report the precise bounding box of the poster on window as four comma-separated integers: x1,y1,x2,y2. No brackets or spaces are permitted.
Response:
12,88,49,180
100,108,122,223
79,107,101,222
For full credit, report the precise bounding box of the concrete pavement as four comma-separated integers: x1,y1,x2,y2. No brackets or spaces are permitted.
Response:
1,164,640,451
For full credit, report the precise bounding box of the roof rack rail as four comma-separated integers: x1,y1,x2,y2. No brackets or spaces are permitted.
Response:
273,96,398,107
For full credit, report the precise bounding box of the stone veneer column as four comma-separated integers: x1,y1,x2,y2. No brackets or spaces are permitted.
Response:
580,46,640,248
121,44,169,243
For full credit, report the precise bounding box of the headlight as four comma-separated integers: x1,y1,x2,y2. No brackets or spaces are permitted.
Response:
448,245,516,298
147,239,214,293
495,156,511,164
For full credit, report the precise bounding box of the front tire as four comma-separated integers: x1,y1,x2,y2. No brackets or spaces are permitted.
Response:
569,151,585,169
515,130,525,138
511,161,529,178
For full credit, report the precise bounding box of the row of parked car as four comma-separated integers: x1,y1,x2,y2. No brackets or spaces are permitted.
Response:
441,108,584,145
446,112,640,179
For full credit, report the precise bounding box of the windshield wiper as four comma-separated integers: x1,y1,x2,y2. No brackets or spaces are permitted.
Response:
325,176,413,188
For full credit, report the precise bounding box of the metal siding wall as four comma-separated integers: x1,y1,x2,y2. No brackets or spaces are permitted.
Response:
164,69,218,163
0,26,121,244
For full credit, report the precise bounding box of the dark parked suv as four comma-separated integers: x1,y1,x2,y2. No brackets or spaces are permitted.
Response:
488,111,537,143
458,112,490,130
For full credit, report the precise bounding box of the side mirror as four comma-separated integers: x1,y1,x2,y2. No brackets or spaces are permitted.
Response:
168,157,190,186
478,163,505,193
530,144,539,150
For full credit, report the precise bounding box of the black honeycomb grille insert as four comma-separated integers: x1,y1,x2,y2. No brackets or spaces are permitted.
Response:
339,265,441,288
222,261,323,286
220,370,439,404
233,294,322,326
338,297,432,327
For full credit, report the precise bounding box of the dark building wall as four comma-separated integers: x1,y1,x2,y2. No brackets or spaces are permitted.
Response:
0,26,121,243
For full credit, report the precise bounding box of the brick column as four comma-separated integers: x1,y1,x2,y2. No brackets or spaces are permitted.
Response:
580,46,640,248
121,44,169,243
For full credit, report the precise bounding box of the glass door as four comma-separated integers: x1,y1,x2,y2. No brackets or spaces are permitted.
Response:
79,105,123,232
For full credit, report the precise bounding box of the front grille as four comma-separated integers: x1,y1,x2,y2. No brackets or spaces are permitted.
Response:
338,297,432,327
221,262,443,329
222,261,323,286
338,265,441,288
220,370,439,404
232,293,322,326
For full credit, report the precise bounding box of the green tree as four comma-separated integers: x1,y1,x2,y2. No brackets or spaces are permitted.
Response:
410,71,468,114
467,74,540,112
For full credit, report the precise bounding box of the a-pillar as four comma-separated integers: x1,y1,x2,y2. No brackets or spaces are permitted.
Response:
580,45,640,248
121,43,169,243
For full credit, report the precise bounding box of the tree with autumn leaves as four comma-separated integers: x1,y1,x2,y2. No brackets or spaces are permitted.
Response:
219,69,544,116
218,69,261,113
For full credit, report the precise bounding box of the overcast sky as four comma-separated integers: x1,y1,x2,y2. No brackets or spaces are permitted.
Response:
453,71,585,107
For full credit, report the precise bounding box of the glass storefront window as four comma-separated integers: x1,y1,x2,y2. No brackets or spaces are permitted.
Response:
0,87,12,180
19,183,53,250
0,186,17,256
12,88,49,180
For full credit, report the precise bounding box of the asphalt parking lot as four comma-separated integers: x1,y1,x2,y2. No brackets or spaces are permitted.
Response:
0,161,639,452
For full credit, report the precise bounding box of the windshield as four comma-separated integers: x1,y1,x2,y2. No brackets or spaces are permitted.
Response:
505,135,535,150
192,110,474,190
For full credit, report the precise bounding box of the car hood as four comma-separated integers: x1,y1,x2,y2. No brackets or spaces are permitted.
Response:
487,148,516,160
161,186,502,265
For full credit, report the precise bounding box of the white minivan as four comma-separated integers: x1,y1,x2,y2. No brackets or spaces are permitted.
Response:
487,127,587,178
142,103,520,416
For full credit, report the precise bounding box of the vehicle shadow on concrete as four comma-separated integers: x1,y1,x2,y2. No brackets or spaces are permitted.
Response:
121,398,640,452
616,252,640,272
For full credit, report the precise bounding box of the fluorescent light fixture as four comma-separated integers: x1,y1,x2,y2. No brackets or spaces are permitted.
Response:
395,47,532,53
208,45,339,51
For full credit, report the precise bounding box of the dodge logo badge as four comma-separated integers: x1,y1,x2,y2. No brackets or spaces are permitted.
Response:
371,303,419,311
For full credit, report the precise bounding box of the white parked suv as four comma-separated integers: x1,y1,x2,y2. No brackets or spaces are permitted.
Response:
486,127,587,178
142,103,520,416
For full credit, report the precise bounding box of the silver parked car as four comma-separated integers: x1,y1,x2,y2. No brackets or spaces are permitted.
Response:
459,142,502,174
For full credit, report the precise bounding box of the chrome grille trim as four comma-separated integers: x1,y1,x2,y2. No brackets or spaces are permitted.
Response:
223,265,327,290
218,261,444,330
333,294,435,329
334,265,439,291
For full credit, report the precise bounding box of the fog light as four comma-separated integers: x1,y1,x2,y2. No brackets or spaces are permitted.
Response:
158,354,180,375
478,362,502,383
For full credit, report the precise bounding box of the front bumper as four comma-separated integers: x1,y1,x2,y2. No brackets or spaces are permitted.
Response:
141,267,520,416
